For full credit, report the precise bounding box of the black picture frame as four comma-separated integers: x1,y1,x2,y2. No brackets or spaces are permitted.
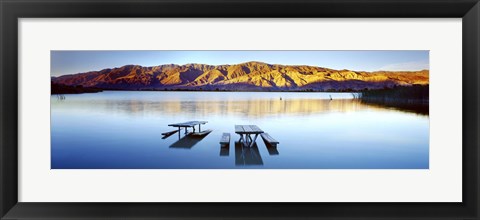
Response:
1,0,479,219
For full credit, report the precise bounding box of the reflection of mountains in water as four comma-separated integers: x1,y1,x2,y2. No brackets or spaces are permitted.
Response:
54,95,429,117
55,98,428,117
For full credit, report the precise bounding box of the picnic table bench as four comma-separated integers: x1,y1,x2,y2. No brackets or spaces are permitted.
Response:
220,133,231,146
235,125,264,147
260,133,279,147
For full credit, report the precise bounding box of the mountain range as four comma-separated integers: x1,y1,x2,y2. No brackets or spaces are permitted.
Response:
51,61,429,91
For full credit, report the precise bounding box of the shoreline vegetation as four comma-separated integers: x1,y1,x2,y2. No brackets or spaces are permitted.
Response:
51,84,427,94
359,85,429,115
51,83,103,94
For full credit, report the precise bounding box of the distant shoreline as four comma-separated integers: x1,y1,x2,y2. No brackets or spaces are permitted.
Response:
51,84,428,95
51,88,367,94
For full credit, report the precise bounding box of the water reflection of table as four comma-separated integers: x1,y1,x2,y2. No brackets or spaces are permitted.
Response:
169,135,205,149
235,125,264,147
235,142,263,166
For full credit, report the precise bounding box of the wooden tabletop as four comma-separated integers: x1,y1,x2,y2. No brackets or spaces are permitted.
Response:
168,121,208,127
235,125,264,134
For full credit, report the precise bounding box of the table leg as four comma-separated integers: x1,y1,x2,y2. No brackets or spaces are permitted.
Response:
238,134,243,142
246,134,252,147
249,134,259,147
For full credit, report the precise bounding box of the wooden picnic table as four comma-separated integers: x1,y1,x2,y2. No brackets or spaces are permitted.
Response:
168,121,207,134
235,125,264,147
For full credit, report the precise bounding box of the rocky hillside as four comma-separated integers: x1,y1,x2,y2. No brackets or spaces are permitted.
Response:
51,61,429,91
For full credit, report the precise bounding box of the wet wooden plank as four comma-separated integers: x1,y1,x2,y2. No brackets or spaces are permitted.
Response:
235,125,244,133
249,125,263,133
235,125,264,134
242,125,254,133
168,121,208,127
190,129,212,136
161,130,178,136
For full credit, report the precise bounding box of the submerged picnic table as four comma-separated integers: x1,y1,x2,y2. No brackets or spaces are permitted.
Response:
168,121,208,134
235,125,264,147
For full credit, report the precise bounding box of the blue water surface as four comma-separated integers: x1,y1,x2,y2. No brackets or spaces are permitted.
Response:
51,91,429,169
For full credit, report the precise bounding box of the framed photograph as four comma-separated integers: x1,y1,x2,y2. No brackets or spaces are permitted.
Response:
1,0,479,219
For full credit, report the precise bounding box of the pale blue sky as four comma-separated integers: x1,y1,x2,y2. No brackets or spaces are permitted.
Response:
51,50,429,76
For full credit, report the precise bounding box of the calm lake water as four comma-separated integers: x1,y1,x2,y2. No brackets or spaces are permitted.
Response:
51,91,429,169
